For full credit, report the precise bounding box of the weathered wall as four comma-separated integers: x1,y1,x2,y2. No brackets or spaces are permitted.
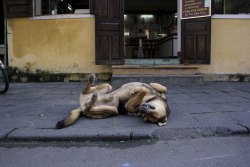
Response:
196,18,250,75
6,17,250,82
7,17,111,74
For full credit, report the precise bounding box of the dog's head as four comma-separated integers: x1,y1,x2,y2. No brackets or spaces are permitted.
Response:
139,97,170,126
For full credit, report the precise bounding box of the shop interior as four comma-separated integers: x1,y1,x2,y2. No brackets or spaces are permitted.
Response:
124,0,178,60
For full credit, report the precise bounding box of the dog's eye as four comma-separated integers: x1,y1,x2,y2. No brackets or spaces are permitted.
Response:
149,105,155,110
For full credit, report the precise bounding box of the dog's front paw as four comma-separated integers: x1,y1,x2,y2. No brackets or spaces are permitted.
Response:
130,88,137,95
103,95,114,102
91,92,98,102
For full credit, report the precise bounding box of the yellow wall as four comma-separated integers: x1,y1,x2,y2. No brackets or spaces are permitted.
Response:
7,17,111,74
7,17,250,76
197,18,250,74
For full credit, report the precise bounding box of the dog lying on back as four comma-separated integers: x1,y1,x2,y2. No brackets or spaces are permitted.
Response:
56,74,170,129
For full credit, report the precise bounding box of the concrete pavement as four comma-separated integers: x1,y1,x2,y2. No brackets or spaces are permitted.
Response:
0,81,250,141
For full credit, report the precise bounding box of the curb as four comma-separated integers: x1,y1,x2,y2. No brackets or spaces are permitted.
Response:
1,125,249,142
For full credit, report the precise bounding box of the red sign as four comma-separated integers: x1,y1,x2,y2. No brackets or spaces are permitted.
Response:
181,0,211,19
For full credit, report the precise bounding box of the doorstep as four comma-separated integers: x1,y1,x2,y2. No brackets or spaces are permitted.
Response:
112,65,199,75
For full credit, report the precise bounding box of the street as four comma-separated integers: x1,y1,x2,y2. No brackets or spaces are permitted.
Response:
1,136,250,167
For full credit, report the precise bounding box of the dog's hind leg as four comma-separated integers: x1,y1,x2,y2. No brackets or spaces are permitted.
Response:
56,93,99,129
82,92,118,118
56,108,82,129
82,74,96,94
125,87,147,114
85,106,118,119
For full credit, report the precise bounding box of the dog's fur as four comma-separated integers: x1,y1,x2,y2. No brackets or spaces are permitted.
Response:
56,74,170,129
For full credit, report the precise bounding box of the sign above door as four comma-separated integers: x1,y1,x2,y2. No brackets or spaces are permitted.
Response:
181,0,211,19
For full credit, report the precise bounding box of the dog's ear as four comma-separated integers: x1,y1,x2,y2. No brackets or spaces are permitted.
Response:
149,83,167,93
157,117,168,126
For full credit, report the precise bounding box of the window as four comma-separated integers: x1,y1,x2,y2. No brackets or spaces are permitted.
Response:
35,0,90,16
212,0,250,14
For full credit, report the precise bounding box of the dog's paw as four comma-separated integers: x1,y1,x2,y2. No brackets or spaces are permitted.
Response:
103,95,114,102
91,92,98,101
89,74,96,83
130,88,137,95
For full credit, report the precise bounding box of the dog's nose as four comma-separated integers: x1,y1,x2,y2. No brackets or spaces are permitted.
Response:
139,105,148,114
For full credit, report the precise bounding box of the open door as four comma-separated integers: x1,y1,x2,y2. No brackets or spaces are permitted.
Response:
94,0,124,65
181,17,211,64
3,0,32,18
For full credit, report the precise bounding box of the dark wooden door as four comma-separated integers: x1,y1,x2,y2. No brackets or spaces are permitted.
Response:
3,0,32,18
181,17,211,64
94,0,124,65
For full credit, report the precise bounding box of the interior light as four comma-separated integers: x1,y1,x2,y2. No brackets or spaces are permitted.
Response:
124,32,130,36
141,15,153,18
68,4,72,10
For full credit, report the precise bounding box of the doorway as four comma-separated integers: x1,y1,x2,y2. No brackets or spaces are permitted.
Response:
124,0,178,65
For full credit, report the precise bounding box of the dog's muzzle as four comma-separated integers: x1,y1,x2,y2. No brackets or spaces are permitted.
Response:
139,103,155,114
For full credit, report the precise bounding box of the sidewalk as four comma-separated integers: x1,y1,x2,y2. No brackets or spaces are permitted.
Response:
0,82,250,141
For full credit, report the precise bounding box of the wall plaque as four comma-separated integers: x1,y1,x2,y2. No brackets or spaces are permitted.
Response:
181,0,211,19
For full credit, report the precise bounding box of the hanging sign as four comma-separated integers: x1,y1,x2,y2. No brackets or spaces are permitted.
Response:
181,0,211,19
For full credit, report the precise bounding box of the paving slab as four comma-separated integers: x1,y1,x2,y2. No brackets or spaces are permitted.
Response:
175,103,215,114
223,111,250,130
0,115,37,129
190,112,236,124
204,103,247,112
0,129,13,140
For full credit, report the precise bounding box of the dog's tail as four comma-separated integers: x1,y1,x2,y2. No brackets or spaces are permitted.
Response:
56,108,82,129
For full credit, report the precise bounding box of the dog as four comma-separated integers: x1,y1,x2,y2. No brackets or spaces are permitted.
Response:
56,74,170,129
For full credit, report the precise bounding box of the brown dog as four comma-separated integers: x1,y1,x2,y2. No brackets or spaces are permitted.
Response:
56,74,170,129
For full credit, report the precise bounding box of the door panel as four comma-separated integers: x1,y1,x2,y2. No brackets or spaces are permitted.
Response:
100,23,120,31
185,21,207,32
99,36,109,60
99,0,108,17
109,0,120,18
196,35,207,60
111,36,120,59
181,17,211,64
3,0,32,18
184,35,194,61
95,0,124,65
